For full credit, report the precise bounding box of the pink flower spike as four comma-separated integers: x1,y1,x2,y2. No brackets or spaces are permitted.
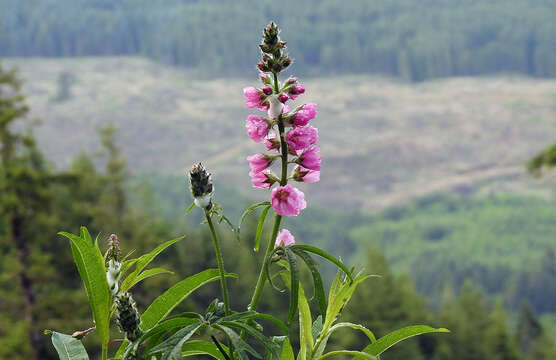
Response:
292,103,317,127
249,170,276,189
246,115,270,142
264,133,281,152
243,87,262,108
293,165,320,183
286,126,318,151
275,229,296,248
247,153,273,173
271,185,307,216
298,145,321,171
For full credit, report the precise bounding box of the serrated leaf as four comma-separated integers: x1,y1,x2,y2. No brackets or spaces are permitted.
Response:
254,205,271,251
120,267,173,292
355,325,450,358
60,228,110,349
50,332,89,360
182,340,228,359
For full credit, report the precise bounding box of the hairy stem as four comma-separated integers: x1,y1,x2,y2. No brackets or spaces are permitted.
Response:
205,210,231,315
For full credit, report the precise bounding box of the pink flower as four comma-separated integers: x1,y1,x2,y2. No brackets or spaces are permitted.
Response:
243,87,269,110
247,153,273,173
264,133,280,152
282,104,291,114
246,115,269,142
293,165,320,183
288,83,305,100
271,185,307,216
297,145,321,171
292,103,317,127
286,126,318,151
249,170,276,189
275,229,295,248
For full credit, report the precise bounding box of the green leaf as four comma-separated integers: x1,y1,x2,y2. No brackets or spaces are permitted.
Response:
254,205,271,252
318,350,376,360
59,228,110,349
115,269,235,358
142,269,236,329
277,337,295,360
298,286,313,360
323,273,371,335
291,248,327,318
120,236,183,292
284,247,299,323
313,322,376,359
290,245,353,283
185,202,195,216
220,321,280,359
50,332,89,360
182,340,228,359
312,316,323,344
219,311,288,334
238,201,271,232
214,324,261,360
355,325,450,358
148,322,203,360
120,267,173,292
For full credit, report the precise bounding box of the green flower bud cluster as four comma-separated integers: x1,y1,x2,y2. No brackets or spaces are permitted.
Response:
257,22,291,74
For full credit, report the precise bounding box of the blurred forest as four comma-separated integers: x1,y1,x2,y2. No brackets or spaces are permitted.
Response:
2,0,556,80
2,62,556,359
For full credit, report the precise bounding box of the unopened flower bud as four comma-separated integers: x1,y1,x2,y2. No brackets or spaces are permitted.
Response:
257,62,268,72
189,163,214,210
259,73,272,85
279,93,289,103
288,77,298,84
278,41,287,48
282,57,292,68
262,86,272,95
106,234,120,264
115,292,142,342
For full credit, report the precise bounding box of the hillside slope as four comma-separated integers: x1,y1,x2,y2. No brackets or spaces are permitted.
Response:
7,57,556,212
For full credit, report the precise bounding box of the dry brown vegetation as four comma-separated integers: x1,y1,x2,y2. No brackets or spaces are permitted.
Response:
7,57,556,211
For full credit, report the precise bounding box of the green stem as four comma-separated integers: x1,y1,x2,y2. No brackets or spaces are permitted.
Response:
205,210,231,315
102,345,107,360
247,72,289,311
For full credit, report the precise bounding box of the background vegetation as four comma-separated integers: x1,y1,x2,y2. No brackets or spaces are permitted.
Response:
2,0,556,80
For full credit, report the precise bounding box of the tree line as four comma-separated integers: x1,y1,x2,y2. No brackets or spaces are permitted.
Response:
1,0,556,81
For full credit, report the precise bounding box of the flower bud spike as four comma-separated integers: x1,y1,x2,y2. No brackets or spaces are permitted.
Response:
115,292,143,342
189,163,214,210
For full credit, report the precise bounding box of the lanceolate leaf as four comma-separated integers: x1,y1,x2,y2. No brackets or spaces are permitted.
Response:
298,286,313,360
141,269,236,329
50,331,89,360
148,322,203,360
253,205,271,251
277,337,295,360
291,248,327,318
214,325,261,360
182,340,228,359
290,245,353,283
120,267,173,292
115,269,236,358
120,236,183,291
238,201,271,232
284,247,299,323
59,228,110,350
355,325,450,358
